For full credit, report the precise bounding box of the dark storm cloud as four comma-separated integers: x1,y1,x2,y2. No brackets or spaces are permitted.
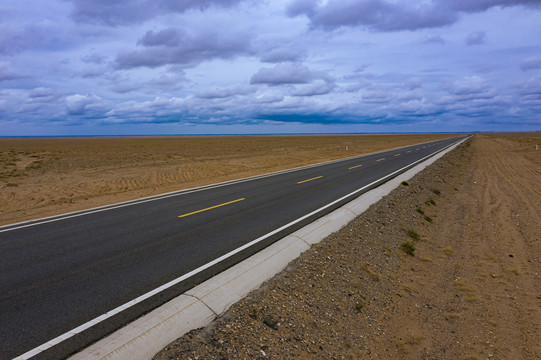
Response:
115,28,253,69
68,0,244,26
287,0,541,32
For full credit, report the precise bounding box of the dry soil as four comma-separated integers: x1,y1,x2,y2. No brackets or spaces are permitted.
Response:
152,133,541,359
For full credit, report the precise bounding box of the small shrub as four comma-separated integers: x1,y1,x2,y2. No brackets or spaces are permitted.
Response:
416,208,425,215
6,183,18,187
401,180,410,186
407,229,420,241
361,263,380,282
425,198,436,206
401,242,415,256
431,188,441,195
248,307,257,320
424,215,433,223
355,302,364,311
263,315,279,330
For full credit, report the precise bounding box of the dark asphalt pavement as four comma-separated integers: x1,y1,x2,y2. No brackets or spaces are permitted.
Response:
0,136,466,359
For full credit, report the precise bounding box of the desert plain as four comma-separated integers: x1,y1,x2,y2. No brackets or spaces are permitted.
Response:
2,132,540,359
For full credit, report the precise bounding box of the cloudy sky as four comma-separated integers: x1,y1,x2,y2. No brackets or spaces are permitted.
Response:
1,0,540,136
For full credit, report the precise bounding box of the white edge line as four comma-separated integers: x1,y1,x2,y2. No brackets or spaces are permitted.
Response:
13,137,467,360
0,136,463,233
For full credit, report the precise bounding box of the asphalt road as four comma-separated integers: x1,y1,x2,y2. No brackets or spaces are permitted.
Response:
0,136,467,359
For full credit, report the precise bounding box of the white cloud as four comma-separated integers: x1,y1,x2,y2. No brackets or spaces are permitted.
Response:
65,93,103,115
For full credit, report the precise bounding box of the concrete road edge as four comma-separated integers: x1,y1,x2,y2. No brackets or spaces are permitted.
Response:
69,138,467,360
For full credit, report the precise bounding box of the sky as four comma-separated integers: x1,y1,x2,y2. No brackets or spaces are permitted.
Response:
1,0,540,136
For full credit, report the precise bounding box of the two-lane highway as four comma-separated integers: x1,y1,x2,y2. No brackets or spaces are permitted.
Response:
0,136,467,359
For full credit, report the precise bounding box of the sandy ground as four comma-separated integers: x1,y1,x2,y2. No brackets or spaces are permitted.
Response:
152,133,541,359
0,134,457,226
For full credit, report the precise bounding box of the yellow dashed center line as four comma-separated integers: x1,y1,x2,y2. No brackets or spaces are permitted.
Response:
376,158,385,162
297,176,323,184
178,198,245,218
394,154,400,156
416,148,420,150
407,150,412,153
348,164,363,169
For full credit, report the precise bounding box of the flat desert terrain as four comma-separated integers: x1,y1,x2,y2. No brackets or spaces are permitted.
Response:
153,133,541,359
3,132,539,359
0,134,457,226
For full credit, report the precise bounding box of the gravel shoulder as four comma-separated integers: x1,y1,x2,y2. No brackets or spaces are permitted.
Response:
153,133,541,359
